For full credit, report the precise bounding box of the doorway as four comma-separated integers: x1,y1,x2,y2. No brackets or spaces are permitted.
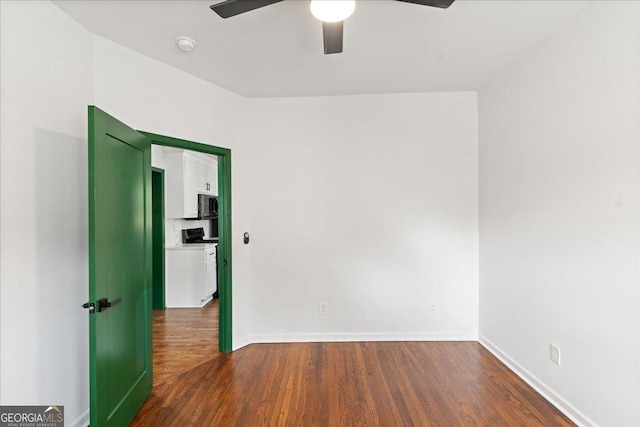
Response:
143,131,232,353
151,167,165,310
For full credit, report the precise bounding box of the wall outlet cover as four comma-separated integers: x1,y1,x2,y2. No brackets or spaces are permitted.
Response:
319,303,327,315
550,344,561,366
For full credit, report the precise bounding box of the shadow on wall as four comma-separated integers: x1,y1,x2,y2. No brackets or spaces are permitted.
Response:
34,128,88,408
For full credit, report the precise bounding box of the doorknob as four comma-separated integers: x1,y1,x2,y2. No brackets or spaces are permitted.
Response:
97,297,122,312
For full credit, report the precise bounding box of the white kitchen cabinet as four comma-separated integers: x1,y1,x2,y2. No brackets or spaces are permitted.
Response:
164,152,198,218
165,244,217,308
204,246,217,296
197,161,207,194
205,162,217,196
164,151,217,218
197,160,217,195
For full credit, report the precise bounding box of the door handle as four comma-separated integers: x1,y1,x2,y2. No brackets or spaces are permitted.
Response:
98,297,122,312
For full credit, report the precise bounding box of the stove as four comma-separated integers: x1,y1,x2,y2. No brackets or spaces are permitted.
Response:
182,227,218,244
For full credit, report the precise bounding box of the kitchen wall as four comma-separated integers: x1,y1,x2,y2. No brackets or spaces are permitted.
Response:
151,144,166,169
244,93,479,342
164,219,213,245
478,2,640,426
152,148,219,244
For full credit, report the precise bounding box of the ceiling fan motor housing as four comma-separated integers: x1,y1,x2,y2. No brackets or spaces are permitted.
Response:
209,0,455,55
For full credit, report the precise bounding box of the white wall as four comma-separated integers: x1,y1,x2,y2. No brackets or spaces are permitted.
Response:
245,93,479,342
93,37,242,149
478,2,640,426
0,3,252,425
0,1,94,425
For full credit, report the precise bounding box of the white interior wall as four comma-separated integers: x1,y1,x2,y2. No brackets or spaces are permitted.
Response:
478,2,640,426
244,93,479,341
0,3,252,425
0,1,94,425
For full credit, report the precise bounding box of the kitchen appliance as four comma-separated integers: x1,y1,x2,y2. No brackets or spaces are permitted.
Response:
197,194,218,220
182,227,218,244
210,217,219,238
180,227,219,300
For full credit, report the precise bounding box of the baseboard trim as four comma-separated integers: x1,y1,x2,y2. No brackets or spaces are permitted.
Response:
479,335,596,427
68,408,89,427
249,332,478,343
233,335,253,351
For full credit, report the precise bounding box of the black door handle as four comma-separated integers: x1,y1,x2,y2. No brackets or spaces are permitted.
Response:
98,297,122,312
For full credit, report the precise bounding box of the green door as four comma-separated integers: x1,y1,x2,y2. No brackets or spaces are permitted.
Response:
88,106,152,426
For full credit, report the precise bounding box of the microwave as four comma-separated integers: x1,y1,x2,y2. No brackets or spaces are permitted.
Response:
197,194,218,220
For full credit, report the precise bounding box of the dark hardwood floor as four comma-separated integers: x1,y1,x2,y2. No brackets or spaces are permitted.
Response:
152,299,220,386
135,306,575,426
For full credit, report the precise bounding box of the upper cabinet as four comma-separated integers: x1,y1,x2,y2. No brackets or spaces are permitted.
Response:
197,160,217,195
164,150,218,219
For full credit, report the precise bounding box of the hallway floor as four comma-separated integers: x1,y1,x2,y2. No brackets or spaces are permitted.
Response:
151,299,220,386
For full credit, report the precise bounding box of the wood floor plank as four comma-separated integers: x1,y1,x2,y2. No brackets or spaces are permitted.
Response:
152,299,220,386
133,308,577,427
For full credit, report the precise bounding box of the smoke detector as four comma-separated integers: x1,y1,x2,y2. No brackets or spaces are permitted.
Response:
176,36,196,52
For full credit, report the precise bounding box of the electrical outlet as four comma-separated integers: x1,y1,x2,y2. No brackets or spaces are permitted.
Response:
431,304,437,313
550,344,561,366
319,303,327,315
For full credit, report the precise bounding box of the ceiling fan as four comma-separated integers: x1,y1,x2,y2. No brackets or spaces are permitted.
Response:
210,0,455,55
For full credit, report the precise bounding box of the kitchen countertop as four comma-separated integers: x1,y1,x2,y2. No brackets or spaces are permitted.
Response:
165,243,217,250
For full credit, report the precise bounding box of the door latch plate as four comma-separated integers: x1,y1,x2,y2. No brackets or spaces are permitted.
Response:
82,302,95,314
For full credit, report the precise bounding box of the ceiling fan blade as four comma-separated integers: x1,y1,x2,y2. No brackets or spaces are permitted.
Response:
210,0,284,18
322,21,343,55
394,0,455,9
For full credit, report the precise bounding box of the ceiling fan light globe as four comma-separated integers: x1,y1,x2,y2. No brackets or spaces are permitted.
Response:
310,0,356,23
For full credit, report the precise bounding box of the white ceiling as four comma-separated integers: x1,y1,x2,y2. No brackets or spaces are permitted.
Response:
53,0,589,97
